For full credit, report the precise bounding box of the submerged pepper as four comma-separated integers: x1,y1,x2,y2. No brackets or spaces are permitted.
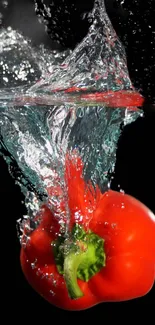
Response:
20,152,155,310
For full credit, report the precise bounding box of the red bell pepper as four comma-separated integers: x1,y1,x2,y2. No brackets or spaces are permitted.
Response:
20,152,155,311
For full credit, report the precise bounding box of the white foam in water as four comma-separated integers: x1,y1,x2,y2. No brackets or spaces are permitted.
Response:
0,0,142,235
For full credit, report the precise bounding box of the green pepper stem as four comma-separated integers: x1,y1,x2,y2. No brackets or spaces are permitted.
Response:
53,224,105,300
63,250,85,299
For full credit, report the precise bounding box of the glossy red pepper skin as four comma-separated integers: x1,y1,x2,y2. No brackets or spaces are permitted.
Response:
20,153,155,311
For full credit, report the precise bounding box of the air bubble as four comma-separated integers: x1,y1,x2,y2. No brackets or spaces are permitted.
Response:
31,259,38,269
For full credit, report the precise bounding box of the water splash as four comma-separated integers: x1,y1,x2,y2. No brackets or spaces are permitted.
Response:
0,0,142,235
0,27,71,89
30,0,133,95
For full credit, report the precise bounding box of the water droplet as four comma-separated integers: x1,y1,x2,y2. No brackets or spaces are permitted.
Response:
54,279,57,285
2,1,8,9
31,259,37,269
45,273,49,279
121,203,125,209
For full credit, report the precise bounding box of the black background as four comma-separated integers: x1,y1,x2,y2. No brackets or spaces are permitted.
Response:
0,0,154,321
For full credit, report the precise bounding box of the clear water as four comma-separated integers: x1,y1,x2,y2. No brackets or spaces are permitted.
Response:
0,0,142,235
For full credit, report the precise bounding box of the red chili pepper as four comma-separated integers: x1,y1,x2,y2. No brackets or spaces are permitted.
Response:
20,152,155,311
